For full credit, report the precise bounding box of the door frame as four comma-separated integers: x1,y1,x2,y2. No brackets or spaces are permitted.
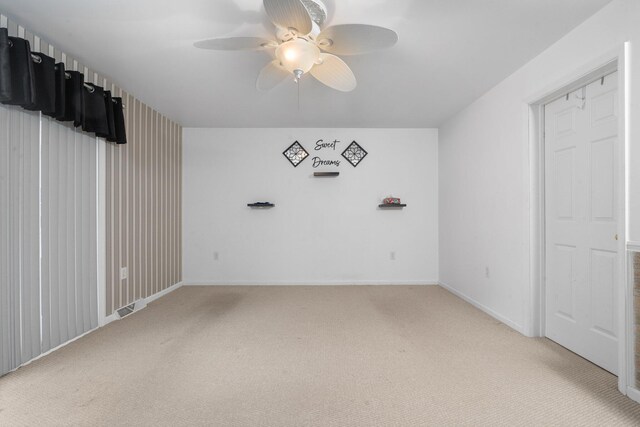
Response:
525,43,630,395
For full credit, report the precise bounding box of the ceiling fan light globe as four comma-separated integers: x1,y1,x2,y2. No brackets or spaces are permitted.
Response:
275,38,320,74
284,49,298,61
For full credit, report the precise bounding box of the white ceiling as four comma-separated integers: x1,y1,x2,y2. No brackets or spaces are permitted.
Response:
0,0,612,128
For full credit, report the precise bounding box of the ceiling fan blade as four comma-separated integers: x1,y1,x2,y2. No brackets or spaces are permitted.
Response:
309,54,356,92
194,37,276,51
263,0,313,35
317,24,398,55
257,60,291,91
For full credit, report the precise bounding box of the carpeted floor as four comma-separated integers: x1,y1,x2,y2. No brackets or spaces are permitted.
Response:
1,285,640,426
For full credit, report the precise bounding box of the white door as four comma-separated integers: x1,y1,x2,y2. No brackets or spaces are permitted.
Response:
544,72,619,374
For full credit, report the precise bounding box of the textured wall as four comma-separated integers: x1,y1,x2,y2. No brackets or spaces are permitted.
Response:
105,99,182,315
182,128,438,285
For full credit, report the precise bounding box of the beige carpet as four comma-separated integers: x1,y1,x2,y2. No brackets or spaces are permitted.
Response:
1,285,639,426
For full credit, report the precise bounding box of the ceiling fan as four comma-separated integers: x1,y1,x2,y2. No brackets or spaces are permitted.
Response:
194,0,398,92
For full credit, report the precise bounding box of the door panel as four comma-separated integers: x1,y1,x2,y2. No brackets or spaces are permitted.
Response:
554,148,575,219
590,249,616,337
553,244,577,320
545,72,619,374
590,138,615,221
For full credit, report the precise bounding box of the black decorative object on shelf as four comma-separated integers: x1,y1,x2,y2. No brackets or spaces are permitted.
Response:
283,141,309,167
247,202,275,208
341,140,368,167
314,171,339,177
379,203,407,208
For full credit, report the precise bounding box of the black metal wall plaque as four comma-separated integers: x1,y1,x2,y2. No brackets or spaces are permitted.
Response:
283,141,309,167
341,141,368,167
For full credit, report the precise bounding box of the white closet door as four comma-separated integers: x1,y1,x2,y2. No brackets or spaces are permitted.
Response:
0,104,41,375
544,72,619,374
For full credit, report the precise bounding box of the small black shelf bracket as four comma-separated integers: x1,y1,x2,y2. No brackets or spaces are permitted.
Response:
247,202,275,208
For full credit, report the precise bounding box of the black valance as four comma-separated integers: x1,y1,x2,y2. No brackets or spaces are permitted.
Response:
0,28,11,101
48,61,66,119
61,70,83,127
111,97,127,144
82,82,108,135
24,52,56,115
97,90,116,141
2,36,35,106
0,31,127,144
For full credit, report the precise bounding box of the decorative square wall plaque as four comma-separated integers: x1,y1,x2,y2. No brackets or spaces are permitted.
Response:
341,141,368,167
282,141,309,167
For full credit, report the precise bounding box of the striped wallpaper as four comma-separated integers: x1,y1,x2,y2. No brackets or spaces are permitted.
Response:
105,97,182,315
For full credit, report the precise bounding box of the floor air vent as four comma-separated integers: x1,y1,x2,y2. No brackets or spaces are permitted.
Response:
117,303,136,318
115,299,148,320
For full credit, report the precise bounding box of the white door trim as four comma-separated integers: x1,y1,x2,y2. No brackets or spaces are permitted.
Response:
525,43,630,395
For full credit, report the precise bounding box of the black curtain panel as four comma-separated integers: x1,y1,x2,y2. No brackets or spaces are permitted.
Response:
1,36,35,106
0,28,11,102
1,32,128,144
59,70,83,126
81,82,109,135
47,61,66,119
97,90,116,140
24,52,56,115
111,96,127,144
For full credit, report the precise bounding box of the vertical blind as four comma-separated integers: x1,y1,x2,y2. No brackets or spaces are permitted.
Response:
41,114,98,352
0,104,40,374
0,21,98,376
0,101,99,378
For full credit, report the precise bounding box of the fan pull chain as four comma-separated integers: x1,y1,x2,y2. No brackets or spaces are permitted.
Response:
297,79,300,111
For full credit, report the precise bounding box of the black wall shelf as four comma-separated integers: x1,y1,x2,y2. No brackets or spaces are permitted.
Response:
314,172,339,177
378,203,406,208
247,202,275,208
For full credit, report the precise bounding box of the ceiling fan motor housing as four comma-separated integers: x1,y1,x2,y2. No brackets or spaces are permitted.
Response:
300,0,328,26
276,0,325,41
276,21,321,42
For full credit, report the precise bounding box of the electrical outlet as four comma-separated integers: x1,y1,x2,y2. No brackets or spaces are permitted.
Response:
485,267,490,279
390,251,396,261
120,267,128,280
214,251,219,261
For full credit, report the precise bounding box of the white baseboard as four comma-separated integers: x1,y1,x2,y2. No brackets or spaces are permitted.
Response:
184,280,438,286
627,241,640,252
103,312,118,325
146,281,183,303
9,326,98,374
627,386,640,404
103,281,184,325
11,281,184,375
438,281,525,335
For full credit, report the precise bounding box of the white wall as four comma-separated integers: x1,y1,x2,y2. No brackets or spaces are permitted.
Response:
439,0,639,334
183,128,438,285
